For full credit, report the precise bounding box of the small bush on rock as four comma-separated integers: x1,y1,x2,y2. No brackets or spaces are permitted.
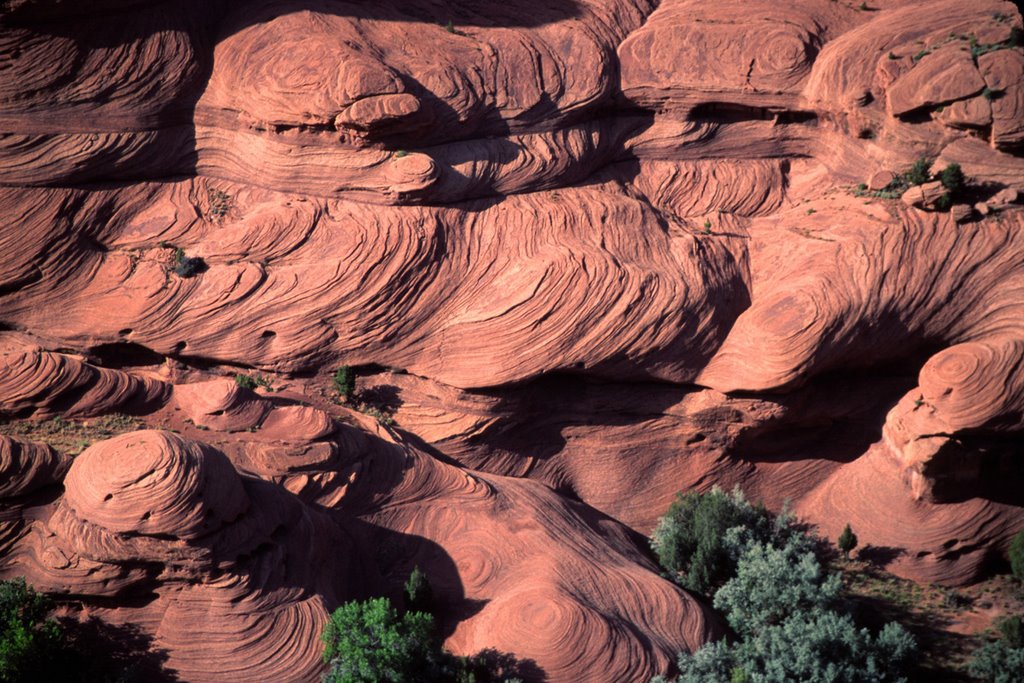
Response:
173,248,206,278
838,523,858,560
905,157,933,186
333,366,356,401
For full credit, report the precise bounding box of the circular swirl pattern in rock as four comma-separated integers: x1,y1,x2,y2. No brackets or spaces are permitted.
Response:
920,338,1024,432
63,430,248,539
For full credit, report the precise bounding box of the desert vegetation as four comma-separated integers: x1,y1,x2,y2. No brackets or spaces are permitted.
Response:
651,488,917,682
320,570,525,683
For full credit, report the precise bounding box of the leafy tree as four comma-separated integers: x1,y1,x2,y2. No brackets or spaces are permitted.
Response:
333,366,356,401
0,578,62,683
1009,529,1024,582
321,598,437,683
713,538,842,636
404,566,433,615
838,524,858,560
676,610,916,683
651,487,786,594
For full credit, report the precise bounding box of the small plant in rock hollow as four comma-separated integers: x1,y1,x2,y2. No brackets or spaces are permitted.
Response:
982,86,1002,101
937,163,965,195
234,374,273,391
173,248,205,278
207,188,231,219
333,366,356,401
905,157,933,186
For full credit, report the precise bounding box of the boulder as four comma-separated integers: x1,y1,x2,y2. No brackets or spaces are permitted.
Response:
868,170,896,191
991,187,1019,205
887,46,986,117
950,204,973,224
901,181,946,209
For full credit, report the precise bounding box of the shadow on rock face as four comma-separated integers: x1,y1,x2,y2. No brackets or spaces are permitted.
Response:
50,617,179,682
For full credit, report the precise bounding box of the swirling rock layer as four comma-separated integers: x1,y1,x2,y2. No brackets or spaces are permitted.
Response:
1,0,1023,680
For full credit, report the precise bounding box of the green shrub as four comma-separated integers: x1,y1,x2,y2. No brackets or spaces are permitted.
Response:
651,487,789,594
0,578,62,683
937,163,965,195
321,598,438,683
969,639,1024,683
333,366,356,401
1009,529,1024,582
838,523,858,560
173,248,205,278
404,566,433,615
713,538,842,636
905,157,932,186
997,616,1023,649
234,374,272,391
653,496,916,683
675,610,916,683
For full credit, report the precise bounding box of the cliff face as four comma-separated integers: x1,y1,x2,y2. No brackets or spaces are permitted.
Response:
1,0,1023,680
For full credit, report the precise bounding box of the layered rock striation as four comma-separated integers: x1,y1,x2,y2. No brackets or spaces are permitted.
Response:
1,0,1023,680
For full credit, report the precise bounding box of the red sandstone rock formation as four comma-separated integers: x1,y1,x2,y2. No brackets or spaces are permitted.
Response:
1,0,1023,680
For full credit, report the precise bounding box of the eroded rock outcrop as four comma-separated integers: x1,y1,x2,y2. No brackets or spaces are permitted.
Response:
1,0,1024,680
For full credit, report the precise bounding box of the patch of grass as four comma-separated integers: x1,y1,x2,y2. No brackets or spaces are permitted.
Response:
0,414,144,454
207,188,231,220
355,404,396,427
968,28,1022,61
